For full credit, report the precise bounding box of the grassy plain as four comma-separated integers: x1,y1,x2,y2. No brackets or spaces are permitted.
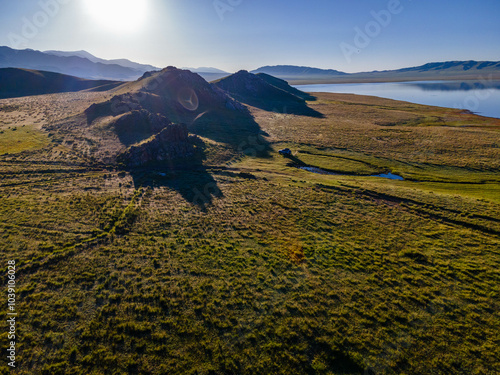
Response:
0,92,499,374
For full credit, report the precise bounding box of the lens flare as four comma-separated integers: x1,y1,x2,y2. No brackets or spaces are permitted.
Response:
177,88,199,111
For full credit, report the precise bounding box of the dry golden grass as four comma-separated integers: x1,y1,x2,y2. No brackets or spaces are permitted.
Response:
0,91,113,128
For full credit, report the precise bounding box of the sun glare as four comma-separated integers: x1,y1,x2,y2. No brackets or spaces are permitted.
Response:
83,0,148,34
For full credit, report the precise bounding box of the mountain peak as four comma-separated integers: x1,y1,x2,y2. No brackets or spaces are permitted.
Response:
87,65,244,128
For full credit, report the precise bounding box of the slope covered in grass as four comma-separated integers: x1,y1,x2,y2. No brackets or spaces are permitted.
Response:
0,68,122,99
0,87,499,374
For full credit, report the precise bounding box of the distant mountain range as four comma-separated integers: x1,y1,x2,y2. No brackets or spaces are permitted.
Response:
0,46,230,82
45,50,159,73
181,67,230,82
252,61,500,84
252,65,347,81
1,45,499,85
182,67,228,74
0,46,153,81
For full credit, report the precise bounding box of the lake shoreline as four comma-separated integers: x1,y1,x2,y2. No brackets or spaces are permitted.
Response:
295,80,500,119
286,74,500,85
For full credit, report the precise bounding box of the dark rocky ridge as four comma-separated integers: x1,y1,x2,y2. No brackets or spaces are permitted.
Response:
82,67,248,167
86,67,245,124
77,67,311,167
135,66,245,114
110,110,173,147
117,123,196,168
213,70,305,105
213,70,323,117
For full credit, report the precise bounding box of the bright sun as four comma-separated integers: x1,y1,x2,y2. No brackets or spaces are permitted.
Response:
83,0,148,34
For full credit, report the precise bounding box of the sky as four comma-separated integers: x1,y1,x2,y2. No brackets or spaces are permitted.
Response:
0,0,499,73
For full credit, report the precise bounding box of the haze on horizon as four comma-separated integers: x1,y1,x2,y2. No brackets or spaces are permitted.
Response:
0,0,499,74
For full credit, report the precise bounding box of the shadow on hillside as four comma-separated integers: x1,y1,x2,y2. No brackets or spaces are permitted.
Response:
129,166,223,211
236,97,324,118
298,92,318,101
126,135,223,210
188,109,273,158
126,110,274,209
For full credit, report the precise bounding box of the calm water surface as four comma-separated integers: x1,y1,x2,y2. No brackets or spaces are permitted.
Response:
295,80,500,119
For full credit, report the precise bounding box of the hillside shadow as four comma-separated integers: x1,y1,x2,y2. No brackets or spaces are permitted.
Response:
295,93,318,101
125,136,223,210
188,109,273,158
235,97,324,118
125,109,273,209
129,166,223,211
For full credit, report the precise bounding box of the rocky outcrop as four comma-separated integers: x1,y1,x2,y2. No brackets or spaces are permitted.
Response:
212,70,323,117
106,109,173,147
117,123,196,168
144,66,246,113
78,66,260,167
115,109,170,132
85,92,158,123
85,67,246,125
212,70,305,107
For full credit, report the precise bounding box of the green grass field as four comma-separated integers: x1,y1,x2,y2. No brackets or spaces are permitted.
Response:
0,124,49,155
0,92,499,374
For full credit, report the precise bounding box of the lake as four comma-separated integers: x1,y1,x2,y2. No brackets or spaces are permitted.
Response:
295,80,500,119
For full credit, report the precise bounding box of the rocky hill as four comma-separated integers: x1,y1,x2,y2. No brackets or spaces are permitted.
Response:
117,123,197,168
48,67,250,167
90,67,244,122
213,70,322,116
213,70,304,102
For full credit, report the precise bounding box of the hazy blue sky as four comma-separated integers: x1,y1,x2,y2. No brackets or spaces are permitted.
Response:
0,0,499,73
